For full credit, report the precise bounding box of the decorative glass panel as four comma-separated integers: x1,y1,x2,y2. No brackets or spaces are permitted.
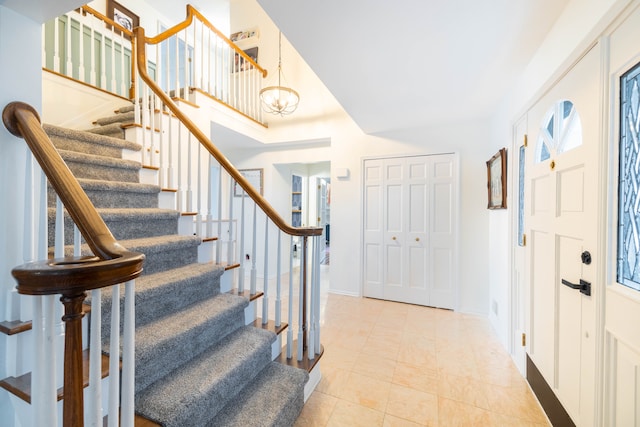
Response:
518,144,525,246
535,100,582,163
617,61,640,291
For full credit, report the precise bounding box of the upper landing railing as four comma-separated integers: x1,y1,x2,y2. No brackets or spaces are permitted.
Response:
43,4,268,124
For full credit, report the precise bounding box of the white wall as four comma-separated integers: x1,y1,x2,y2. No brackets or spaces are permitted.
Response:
0,6,46,426
225,110,492,313
487,0,632,347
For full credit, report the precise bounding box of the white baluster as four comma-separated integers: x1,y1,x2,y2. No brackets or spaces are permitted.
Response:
297,238,305,361
287,236,294,359
110,28,116,93
315,235,321,354
192,21,198,89
87,288,103,427
74,225,81,257
276,230,282,327
238,188,246,293
55,196,64,258
308,236,317,360
53,17,61,72
141,83,149,166
107,285,120,427
177,122,183,211
65,14,73,77
149,94,156,167
121,280,136,427
174,34,180,98
167,101,175,190
262,219,269,324
196,144,202,237
216,167,222,263
186,133,193,212
250,201,257,295
119,30,126,96
78,19,85,83
206,158,214,239
227,177,234,266
207,30,211,94
100,31,107,89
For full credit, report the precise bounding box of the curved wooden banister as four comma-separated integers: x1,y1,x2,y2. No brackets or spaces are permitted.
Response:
3,101,144,427
134,27,322,238
143,5,267,78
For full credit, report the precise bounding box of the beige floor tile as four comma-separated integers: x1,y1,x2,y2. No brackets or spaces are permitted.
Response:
361,336,401,360
437,396,493,427
392,361,438,394
337,371,391,412
352,352,398,382
316,365,350,398
437,372,490,409
295,391,338,427
484,384,549,424
326,400,385,427
385,383,438,426
383,414,425,427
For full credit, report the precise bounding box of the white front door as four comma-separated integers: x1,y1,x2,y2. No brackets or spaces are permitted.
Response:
604,6,640,425
525,44,601,426
363,154,457,309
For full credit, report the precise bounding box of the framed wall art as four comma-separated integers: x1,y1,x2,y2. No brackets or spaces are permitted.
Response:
487,148,507,209
234,168,263,197
107,0,139,32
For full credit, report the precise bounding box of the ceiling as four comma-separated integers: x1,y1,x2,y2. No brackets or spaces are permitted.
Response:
256,0,570,135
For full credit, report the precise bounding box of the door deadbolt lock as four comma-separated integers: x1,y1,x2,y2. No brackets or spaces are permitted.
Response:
581,251,592,265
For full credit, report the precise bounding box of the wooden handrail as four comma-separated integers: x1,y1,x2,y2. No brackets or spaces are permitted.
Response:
134,27,322,238
3,101,144,427
144,5,268,78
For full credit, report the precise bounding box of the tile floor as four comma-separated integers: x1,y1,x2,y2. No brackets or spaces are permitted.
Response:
293,271,550,427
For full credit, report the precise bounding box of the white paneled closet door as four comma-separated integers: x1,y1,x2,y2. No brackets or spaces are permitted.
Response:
363,154,458,309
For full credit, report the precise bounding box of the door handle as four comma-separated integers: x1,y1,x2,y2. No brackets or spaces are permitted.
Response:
561,278,591,296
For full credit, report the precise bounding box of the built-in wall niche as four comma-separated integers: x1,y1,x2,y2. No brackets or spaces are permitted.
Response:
291,174,303,227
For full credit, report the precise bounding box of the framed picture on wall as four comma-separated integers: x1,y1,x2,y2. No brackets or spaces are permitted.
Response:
234,168,263,197
487,148,507,209
107,0,139,32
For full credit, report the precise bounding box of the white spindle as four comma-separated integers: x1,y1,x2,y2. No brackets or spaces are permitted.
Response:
177,122,183,211
196,145,202,237
41,23,46,69
238,188,246,293
53,17,61,72
186,133,193,212
308,237,317,359
174,34,180,98
74,225,81,256
89,19,96,86
207,30,211,94
149,94,156,167
78,20,85,83
55,196,64,258
275,230,282,327
192,21,198,89
262,219,269,324
100,32,107,89
167,99,175,190
110,29,116,93
121,280,136,427
227,177,234,265
250,201,257,295
297,239,304,361
183,28,189,95
119,30,126,96
65,14,73,77
206,158,214,238
107,285,120,427
87,288,103,427
216,167,222,263
315,236,321,354
287,235,294,358
141,83,149,166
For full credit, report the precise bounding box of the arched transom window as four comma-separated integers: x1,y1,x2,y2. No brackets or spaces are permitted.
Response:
535,100,583,163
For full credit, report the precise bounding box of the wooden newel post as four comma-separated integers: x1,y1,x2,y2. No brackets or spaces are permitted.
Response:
60,291,87,427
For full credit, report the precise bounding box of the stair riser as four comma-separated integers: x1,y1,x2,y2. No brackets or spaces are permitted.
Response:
133,308,247,394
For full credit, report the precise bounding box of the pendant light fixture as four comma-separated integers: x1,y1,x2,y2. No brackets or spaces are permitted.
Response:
259,32,299,116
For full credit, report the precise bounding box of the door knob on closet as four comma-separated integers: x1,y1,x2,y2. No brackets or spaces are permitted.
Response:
392,236,397,240
415,237,420,242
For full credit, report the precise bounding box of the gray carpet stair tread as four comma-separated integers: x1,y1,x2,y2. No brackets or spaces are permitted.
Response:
59,148,141,171
131,293,250,393
94,110,135,126
86,122,127,136
120,234,203,254
135,326,276,427
75,178,160,194
210,362,309,427
44,123,140,152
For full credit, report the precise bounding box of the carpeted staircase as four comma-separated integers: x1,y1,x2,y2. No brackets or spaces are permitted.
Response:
43,105,308,426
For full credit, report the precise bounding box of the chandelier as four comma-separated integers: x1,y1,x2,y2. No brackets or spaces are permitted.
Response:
259,32,299,116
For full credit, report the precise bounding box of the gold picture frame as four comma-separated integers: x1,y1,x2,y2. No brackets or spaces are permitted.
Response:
487,148,507,209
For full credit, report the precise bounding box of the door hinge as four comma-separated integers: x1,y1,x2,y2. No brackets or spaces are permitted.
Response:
523,134,528,147
523,234,526,246
522,333,526,347
318,185,321,189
